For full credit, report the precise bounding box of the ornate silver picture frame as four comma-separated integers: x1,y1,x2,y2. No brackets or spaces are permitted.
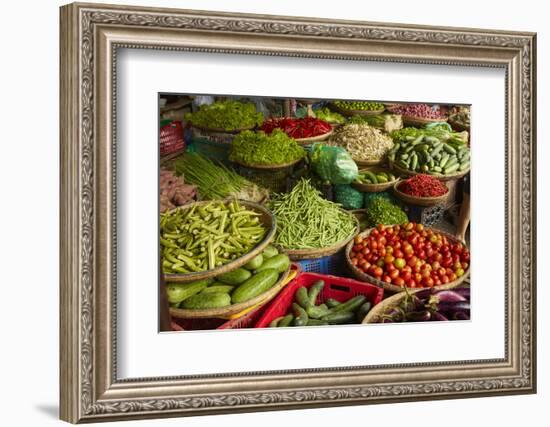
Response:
60,2,536,423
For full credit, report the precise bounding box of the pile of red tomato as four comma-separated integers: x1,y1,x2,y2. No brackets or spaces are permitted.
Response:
349,222,470,288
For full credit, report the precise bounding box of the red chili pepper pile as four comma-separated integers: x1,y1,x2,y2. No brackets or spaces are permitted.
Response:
260,117,332,139
398,174,448,197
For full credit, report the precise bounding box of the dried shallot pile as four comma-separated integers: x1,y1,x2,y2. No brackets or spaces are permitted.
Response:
160,169,196,212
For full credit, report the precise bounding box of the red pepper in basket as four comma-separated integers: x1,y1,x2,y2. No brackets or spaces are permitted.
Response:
261,117,331,139
398,174,448,197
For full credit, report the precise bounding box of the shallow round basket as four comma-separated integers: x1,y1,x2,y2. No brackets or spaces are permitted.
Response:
352,168,399,193
281,214,359,261
345,226,470,294
169,265,291,319
402,116,448,127
230,156,304,170
331,103,385,117
362,289,425,323
389,159,470,182
392,180,449,207
189,123,256,135
162,200,276,283
294,128,334,144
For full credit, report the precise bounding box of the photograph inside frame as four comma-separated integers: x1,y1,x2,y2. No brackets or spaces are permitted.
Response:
159,95,471,331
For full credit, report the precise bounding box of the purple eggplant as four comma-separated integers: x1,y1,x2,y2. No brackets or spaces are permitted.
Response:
453,311,470,320
413,288,434,301
433,290,466,303
382,318,394,323
406,310,432,322
453,287,471,299
436,301,471,313
431,312,449,321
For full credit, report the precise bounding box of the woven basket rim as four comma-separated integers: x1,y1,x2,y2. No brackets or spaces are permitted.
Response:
345,225,470,293
162,200,276,283
294,128,334,144
230,156,304,170
190,123,256,134
353,168,399,193
331,103,385,117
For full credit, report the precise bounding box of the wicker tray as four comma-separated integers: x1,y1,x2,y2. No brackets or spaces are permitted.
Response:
189,123,256,135
389,159,470,182
294,128,334,144
352,168,399,193
345,226,470,293
281,214,360,261
402,116,448,127
362,288,424,323
169,265,291,319
230,156,304,170
162,200,276,283
392,180,450,207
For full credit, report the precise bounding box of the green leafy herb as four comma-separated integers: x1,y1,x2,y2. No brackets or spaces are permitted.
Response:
185,100,263,131
230,130,305,166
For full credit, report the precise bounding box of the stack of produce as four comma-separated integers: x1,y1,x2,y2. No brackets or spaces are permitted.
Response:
347,114,403,133
391,123,468,145
327,123,394,163
388,132,470,175
449,106,471,129
363,197,408,227
355,169,396,185
229,130,305,166
173,153,268,202
373,287,470,323
160,200,267,274
387,104,447,120
333,100,384,111
268,279,373,327
397,174,448,197
159,169,197,213
268,179,357,250
313,107,346,124
167,247,290,309
260,117,332,139
349,222,470,288
184,100,263,131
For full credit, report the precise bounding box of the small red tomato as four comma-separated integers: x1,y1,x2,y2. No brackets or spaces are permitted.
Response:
356,252,363,260
438,267,447,277
412,264,421,274
462,262,469,270
433,277,442,286
376,258,385,268
405,222,414,231
442,258,453,268
394,249,404,259
389,269,400,280
374,266,384,278
422,277,434,287
414,273,423,283
448,272,457,282
455,268,465,277
384,254,395,264
401,271,412,281
402,265,412,274
370,241,378,250
351,258,359,266
383,274,392,283
441,275,450,284
371,229,380,237
361,247,369,256
386,263,396,273
394,277,405,287
393,258,406,269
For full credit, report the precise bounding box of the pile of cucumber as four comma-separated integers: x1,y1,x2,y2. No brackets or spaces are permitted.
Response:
355,170,396,185
388,134,470,176
167,246,290,310
269,280,373,327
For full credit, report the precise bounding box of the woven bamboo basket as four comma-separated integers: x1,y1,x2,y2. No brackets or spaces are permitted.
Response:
281,214,359,260
162,200,276,283
230,156,304,170
189,123,256,134
169,264,291,319
402,116,448,127
352,168,399,193
353,157,385,167
294,128,334,144
392,180,450,207
389,159,470,182
345,226,470,294
362,288,424,323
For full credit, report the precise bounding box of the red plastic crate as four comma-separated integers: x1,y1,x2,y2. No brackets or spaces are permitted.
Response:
255,272,384,328
160,120,185,156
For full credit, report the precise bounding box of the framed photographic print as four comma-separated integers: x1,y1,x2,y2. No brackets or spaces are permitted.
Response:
59,2,537,423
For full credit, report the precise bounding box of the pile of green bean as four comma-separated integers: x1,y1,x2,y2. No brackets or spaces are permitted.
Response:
268,179,357,250
160,200,267,274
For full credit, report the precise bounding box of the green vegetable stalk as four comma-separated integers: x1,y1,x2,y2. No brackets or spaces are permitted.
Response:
364,196,408,227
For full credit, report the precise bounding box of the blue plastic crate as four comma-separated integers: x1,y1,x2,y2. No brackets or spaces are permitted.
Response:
406,204,445,226
296,251,346,275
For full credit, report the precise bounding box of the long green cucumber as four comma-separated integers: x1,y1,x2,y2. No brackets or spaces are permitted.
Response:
306,305,330,319
321,311,356,324
306,319,329,326
181,292,231,309
217,268,251,285
444,163,460,174
231,269,279,303
269,316,285,327
292,303,308,327
459,161,470,171
308,280,325,305
330,295,367,314
296,287,312,309
443,143,457,154
166,279,212,304
278,314,294,327
255,254,290,274
439,153,450,168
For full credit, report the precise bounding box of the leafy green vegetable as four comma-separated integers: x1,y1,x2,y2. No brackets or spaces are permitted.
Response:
185,100,263,131
230,130,305,166
391,125,468,145
333,185,363,209
364,197,408,227
314,107,345,124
